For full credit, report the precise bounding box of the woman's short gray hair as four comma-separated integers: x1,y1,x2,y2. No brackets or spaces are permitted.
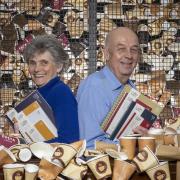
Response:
23,34,69,71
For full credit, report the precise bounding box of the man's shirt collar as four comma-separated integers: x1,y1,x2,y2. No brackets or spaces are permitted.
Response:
101,66,134,91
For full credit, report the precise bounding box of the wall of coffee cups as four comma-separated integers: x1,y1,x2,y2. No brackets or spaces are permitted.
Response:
0,0,179,134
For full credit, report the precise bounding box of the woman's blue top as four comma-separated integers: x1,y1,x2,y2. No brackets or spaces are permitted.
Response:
38,76,79,143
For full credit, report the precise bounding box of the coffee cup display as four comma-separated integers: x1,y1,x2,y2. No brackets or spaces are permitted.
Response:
132,146,159,172
24,164,39,180
61,160,88,179
3,163,25,180
38,157,63,180
87,154,112,179
10,144,28,158
156,144,180,160
71,140,86,158
0,145,16,168
119,136,137,160
95,141,119,152
112,159,137,180
146,161,170,180
52,144,77,167
29,142,54,159
138,136,156,153
164,134,177,146
17,147,32,162
105,149,128,160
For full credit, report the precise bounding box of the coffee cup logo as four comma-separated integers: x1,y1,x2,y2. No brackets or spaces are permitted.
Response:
96,161,107,174
52,147,65,166
136,150,148,162
12,170,24,180
80,169,88,179
53,147,64,158
154,170,166,180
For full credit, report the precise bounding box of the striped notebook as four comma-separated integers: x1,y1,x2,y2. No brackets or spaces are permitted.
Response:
101,85,163,140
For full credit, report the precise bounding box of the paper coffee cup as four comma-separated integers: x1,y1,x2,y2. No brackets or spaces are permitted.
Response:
112,159,136,180
156,144,180,160
152,134,165,146
148,128,164,135
71,140,86,158
70,139,85,152
17,147,32,162
38,157,63,180
10,144,29,154
52,144,77,167
3,163,25,180
164,134,177,146
148,128,165,146
25,164,39,180
61,160,88,179
30,142,54,159
119,136,137,160
146,161,170,180
87,154,112,179
95,141,119,152
132,146,159,172
105,149,128,160
0,146,16,167
138,136,156,152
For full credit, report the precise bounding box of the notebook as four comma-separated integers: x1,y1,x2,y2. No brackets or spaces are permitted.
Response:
101,85,164,140
6,90,57,143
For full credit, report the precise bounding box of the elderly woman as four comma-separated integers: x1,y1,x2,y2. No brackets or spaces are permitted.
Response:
23,35,79,143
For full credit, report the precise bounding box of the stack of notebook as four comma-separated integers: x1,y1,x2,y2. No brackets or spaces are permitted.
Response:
101,85,164,140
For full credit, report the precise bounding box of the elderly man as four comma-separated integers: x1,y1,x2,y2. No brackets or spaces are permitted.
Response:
77,27,147,148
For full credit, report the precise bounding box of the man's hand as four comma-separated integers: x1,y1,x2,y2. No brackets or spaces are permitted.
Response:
132,126,148,135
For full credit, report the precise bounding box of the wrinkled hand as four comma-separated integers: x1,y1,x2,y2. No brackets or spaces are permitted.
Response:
132,126,148,135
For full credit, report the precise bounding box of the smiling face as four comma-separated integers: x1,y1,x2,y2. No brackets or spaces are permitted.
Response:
105,28,140,84
28,51,62,87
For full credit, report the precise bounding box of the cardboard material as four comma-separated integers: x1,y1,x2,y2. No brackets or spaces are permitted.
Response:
119,137,137,160
133,146,159,172
87,154,112,179
156,145,180,160
61,160,88,179
95,141,119,152
112,160,136,180
146,161,170,180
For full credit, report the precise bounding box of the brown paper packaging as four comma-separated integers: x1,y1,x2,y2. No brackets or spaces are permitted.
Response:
156,145,180,160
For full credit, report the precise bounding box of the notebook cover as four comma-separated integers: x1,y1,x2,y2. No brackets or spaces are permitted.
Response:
101,85,163,140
